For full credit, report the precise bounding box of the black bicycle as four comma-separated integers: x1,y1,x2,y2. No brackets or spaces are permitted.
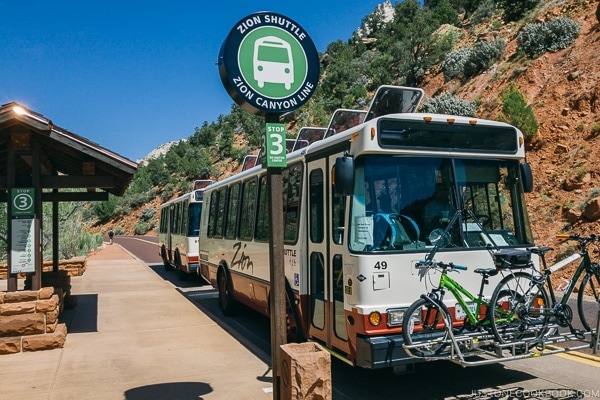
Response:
489,234,600,343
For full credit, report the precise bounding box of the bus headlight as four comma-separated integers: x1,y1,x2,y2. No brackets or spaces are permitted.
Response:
386,308,408,327
368,311,382,326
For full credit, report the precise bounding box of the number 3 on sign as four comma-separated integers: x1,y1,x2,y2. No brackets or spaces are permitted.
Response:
265,123,287,168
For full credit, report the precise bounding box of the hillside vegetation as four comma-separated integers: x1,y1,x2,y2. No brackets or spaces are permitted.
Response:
88,0,600,263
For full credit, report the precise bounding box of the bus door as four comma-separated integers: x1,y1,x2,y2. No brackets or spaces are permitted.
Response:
167,206,174,262
306,155,349,354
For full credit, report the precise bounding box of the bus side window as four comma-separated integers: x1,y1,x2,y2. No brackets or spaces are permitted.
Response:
332,195,345,245
332,168,346,245
207,192,219,238
214,188,227,238
284,164,302,243
239,178,257,240
309,169,324,243
255,176,269,241
225,183,240,239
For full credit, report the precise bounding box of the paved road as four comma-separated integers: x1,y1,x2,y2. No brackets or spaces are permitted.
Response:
119,236,600,400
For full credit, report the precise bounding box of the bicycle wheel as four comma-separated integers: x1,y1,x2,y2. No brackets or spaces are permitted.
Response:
577,269,600,331
402,297,451,357
489,271,550,344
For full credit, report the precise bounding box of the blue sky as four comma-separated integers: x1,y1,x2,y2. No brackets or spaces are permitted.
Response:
0,1,386,162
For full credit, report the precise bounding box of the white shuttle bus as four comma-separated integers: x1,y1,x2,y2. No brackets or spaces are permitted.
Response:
198,86,535,369
158,181,212,279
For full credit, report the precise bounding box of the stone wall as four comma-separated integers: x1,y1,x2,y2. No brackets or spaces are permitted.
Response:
0,257,86,279
0,287,67,354
0,258,82,355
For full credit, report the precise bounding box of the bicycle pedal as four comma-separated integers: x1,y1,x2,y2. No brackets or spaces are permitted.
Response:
573,330,586,340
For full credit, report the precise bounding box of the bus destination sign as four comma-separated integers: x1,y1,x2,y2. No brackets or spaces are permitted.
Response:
218,12,320,116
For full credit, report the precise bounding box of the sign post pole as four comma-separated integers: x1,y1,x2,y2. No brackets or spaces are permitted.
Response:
218,12,319,399
266,112,286,398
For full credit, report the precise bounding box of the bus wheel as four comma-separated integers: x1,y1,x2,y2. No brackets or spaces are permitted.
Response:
175,253,188,281
218,271,237,316
161,246,171,271
286,309,300,343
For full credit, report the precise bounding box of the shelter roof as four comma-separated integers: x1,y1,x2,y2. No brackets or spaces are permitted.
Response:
0,102,137,196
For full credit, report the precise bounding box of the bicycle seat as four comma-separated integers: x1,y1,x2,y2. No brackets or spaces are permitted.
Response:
474,268,498,277
529,246,553,256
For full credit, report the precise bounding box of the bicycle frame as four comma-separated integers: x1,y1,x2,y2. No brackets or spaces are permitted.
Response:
544,252,588,307
438,272,488,327
525,235,600,332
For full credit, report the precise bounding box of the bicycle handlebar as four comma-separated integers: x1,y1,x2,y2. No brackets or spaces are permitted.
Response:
415,260,467,271
556,233,598,248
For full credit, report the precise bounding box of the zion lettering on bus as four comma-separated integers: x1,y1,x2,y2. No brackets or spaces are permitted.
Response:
231,242,254,273
263,14,306,40
256,97,298,110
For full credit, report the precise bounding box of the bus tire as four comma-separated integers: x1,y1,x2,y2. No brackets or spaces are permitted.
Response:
218,269,238,316
161,246,171,271
175,251,188,281
285,280,304,342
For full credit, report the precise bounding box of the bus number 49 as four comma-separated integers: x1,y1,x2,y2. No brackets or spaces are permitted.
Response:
374,261,387,270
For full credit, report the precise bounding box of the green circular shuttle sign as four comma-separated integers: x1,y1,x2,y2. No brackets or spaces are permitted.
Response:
219,12,319,115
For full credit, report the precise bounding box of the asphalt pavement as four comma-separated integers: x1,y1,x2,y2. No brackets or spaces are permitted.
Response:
0,242,273,400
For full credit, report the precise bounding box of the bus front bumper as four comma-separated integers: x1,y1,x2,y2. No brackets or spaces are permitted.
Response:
355,334,423,369
185,263,199,274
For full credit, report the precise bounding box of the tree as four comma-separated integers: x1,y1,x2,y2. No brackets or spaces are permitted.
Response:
390,0,456,85
320,40,362,112
501,84,538,140
189,121,217,148
498,0,539,22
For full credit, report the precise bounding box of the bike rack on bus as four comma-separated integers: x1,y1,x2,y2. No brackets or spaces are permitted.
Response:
594,308,600,355
403,317,599,367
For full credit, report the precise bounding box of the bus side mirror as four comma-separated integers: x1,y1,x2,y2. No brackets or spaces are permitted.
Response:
520,162,533,193
334,156,354,196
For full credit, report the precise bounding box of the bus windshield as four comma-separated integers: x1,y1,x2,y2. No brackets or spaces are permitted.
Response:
348,156,534,252
188,203,202,236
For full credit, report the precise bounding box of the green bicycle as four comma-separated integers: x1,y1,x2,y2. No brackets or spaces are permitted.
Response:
401,259,501,357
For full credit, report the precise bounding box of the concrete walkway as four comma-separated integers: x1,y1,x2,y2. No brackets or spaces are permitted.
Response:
0,243,273,400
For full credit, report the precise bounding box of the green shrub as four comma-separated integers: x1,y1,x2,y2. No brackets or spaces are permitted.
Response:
471,0,496,26
463,38,505,78
443,38,505,81
501,84,538,140
161,183,176,201
420,92,477,117
517,17,581,58
498,0,538,22
134,222,151,235
140,208,156,223
90,195,117,224
443,47,472,81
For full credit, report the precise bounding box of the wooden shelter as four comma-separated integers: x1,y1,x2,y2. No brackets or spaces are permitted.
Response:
0,102,137,291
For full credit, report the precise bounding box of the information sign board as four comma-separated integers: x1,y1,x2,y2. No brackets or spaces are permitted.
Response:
10,188,36,274
264,123,287,167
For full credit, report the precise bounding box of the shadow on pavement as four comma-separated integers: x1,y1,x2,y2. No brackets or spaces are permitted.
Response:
59,293,98,333
124,382,213,400
148,263,206,288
